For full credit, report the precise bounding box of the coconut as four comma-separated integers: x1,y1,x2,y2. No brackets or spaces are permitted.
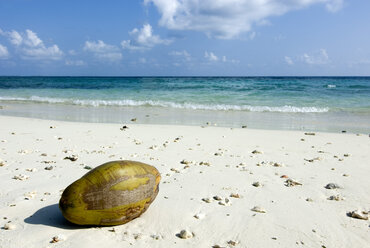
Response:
59,160,161,226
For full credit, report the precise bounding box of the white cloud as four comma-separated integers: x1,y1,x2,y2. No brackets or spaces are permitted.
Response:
169,50,191,61
249,32,256,40
0,44,9,59
1,29,63,60
65,60,86,66
8,30,23,46
326,0,343,12
222,55,240,64
68,50,77,55
285,56,294,65
204,51,218,62
301,49,330,65
84,40,122,62
145,0,343,39
121,24,172,50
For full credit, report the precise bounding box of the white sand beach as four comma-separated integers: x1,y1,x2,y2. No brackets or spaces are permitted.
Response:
0,115,369,248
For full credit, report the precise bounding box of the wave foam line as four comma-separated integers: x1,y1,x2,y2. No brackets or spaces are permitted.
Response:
0,96,329,113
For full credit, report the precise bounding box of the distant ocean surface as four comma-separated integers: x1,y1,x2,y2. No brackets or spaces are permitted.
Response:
1,77,370,133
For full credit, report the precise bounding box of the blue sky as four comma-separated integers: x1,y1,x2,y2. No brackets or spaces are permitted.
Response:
0,0,369,76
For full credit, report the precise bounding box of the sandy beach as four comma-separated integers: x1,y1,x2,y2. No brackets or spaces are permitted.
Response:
0,115,369,248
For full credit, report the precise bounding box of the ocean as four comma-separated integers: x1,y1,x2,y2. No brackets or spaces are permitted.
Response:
0,77,369,133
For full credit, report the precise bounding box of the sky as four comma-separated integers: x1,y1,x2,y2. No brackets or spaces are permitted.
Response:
0,0,370,76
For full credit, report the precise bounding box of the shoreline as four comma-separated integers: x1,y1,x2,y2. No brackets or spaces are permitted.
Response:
1,102,370,134
0,115,369,247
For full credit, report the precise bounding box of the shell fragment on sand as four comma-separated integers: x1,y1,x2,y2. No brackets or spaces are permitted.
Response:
178,229,193,239
285,179,302,187
251,206,266,213
347,210,369,220
59,160,161,226
3,223,16,230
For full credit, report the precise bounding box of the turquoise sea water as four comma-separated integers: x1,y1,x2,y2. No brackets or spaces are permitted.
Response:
0,77,369,132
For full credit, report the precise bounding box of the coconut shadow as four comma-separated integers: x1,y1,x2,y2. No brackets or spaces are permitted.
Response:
24,203,86,229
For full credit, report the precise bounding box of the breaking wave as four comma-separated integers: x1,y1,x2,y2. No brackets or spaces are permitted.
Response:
0,96,330,113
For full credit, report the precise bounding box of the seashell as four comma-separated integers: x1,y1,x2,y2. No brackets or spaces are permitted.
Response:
285,179,302,187
251,206,266,213
59,160,161,226
178,229,193,239
347,210,368,220
3,223,16,230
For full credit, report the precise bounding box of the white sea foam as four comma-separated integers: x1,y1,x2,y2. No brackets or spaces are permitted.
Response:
327,84,336,88
0,96,329,113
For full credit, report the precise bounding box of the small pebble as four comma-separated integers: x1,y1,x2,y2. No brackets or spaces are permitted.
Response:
64,155,78,161
252,182,261,187
213,195,222,201
12,174,30,181
202,198,212,203
227,240,238,246
304,132,316,136
325,183,340,189
120,125,129,130
180,159,192,165
219,198,231,206
50,235,65,243
252,150,263,154
328,195,344,201
151,234,161,240
193,212,205,219
199,161,211,166
230,193,240,198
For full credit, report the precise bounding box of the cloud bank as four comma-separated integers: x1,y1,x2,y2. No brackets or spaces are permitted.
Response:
1,29,63,60
145,0,343,39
